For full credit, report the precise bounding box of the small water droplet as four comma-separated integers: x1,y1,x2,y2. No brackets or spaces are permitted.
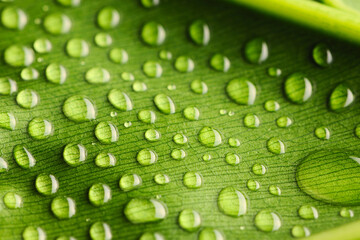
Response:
298,205,319,220
89,183,112,206
21,67,39,81
154,174,170,185
174,56,194,73
95,122,119,144
154,94,175,114
189,20,210,46
43,13,71,34
268,185,281,196
124,198,168,224
276,116,292,128
0,112,16,130
252,163,266,175
94,32,112,48
219,109,227,115
63,95,97,122
16,89,40,109
267,137,285,154
247,179,260,191
314,126,330,140
244,113,260,128
51,196,76,219
56,0,81,7
183,172,203,189
23,226,46,240
198,228,225,240
210,54,230,72
141,21,166,46
124,121,132,128
226,78,256,105
137,149,158,166
198,127,222,147
28,118,53,140
254,210,281,232
340,208,354,218
108,89,133,111
183,106,200,120
132,81,147,92
159,50,172,60
89,222,112,240
63,143,87,166
13,145,36,169
66,38,89,58
138,110,156,123
121,72,135,81
264,100,280,112
202,153,212,162
97,7,120,30
228,111,235,116
313,43,333,67
228,138,240,147
35,173,59,195
1,6,27,30
33,38,52,53
119,173,142,192
225,153,241,166
141,0,160,8
167,84,176,91
109,48,128,64
190,79,208,94
217,186,247,217
267,67,281,77
4,45,34,67
171,149,186,160
139,232,164,240
143,61,163,78
178,209,201,232
329,83,355,111
95,153,116,167
284,73,313,104
173,133,188,145
4,192,23,208
0,77,17,95
244,38,268,64
85,67,110,84
145,129,161,142
291,225,311,238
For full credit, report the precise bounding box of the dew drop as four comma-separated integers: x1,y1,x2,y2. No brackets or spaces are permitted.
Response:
198,228,225,240
132,81,147,92
226,78,256,105
124,198,168,224
89,222,112,240
264,100,280,112
154,94,175,114
56,236,77,240
107,90,133,111
139,232,164,240
267,137,285,154
97,7,120,30
124,121,132,128
145,129,161,142
119,173,142,192
313,43,333,67
33,38,52,53
254,210,281,232
13,145,36,169
167,84,176,91
244,38,268,64
190,79,208,94
228,138,240,147
217,186,247,217
138,110,156,123
95,153,116,168
141,0,160,8
252,163,266,176
66,38,89,58
43,13,71,35
291,225,311,238
23,226,46,240
51,196,76,219
225,153,240,166
178,209,201,232
63,95,96,122
89,183,112,206
171,149,186,160
198,127,222,147
159,50,172,60
137,149,158,166
95,122,119,144
141,21,166,46
329,83,355,111
1,6,27,30
340,208,354,218
314,126,330,140
267,67,282,77
189,20,210,46
0,77,17,95
247,179,260,191
202,154,211,162
210,54,230,72
276,116,292,128
0,112,16,130
268,185,281,196
94,33,112,47
21,67,39,81
56,0,81,7
28,118,53,140
173,133,188,145
4,192,23,208
63,143,87,166
143,61,163,78
284,73,313,104
85,67,110,84
174,56,194,73
109,48,128,64
183,172,203,189
16,89,39,109
154,174,170,185
35,173,59,195
183,106,200,120
4,45,34,67
298,205,319,220
121,72,135,81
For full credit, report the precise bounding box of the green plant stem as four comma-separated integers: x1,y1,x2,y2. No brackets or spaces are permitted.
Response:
302,220,360,240
222,0,360,45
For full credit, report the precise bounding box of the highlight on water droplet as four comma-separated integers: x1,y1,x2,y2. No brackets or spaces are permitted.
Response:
4,192,23,209
267,137,285,154
145,129,161,142
247,179,260,191
138,110,156,123
51,196,76,219
154,173,170,185
0,112,16,130
254,210,281,232
190,79,208,94
63,95,97,122
268,185,281,196
210,54,230,72
95,122,119,144
22,226,46,240
89,183,112,206
340,208,354,218
13,145,36,169
141,21,166,46
189,20,210,46
217,186,247,217
66,38,89,58
198,228,225,240
276,116,292,128
35,173,59,195
97,6,120,30
291,225,311,238
226,78,256,105
225,153,240,166
312,43,333,67
109,48,128,64
171,149,186,160
243,38,268,64
284,73,313,104
21,67,39,81
4,45,34,67
119,173,142,192
95,153,116,168
85,67,110,84
124,198,168,224
298,205,319,220
0,77,17,95
33,38,52,53
28,117,53,140
153,93,175,114
137,149,158,166
264,100,280,112
143,61,163,78
89,222,112,240
16,89,40,109
43,13,71,35
63,143,87,166
94,33,112,48
198,126,222,147
1,6,27,30
183,171,203,189
174,56,194,73
178,209,201,232
329,83,355,111
252,163,266,176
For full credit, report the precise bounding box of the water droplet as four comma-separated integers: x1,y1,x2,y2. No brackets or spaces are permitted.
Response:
267,137,285,154
97,7,120,30
4,192,23,208
56,236,77,240
252,163,266,175
143,61,162,78
137,149,158,166
210,54,230,72
89,222,112,240
89,183,111,206
23,226,46,240
171,149,186,160
247,179,260,191
154,174,170,185
173,133,188,145
95,122,119,144
219,109,227,115
21,67,39,81
254,210,281,232
190,79,208,94
51,196,76,219
138,110,156,123
124,198,168,224
178,209,201,232
340,208,354,218
43,13,71,34
217,186,247,217
141,21,166,46
139,232,164,240
244,38,268,64
198,127,222,147
159,50,172,60
296,150,360,205
1,6,27,30
276,116,292,128
56,0,81,7
109,48,128,64
183,106,200,120
132,81,147,92
28,118,53,140
202,154,211,162
228,138,240,147
313,43,333,67
0,77,17,95
284,73,313,104
63,143,87,166
267,67,281,77
226,78,256,105
298,205,319,220
224,153,241,166
153,94,175,114
291,225,310,238
198,228,225,240
95,153,116,167
124,121,132,128
268,185,281,196
94,33,112,48
119,173,142,192
107,90,133,113
167,84,176,91
66,38,89,58
329,83,355,111
13,145,36,169
174,56,194,73
228,111,235,116
16,89,40,109
35,173,59,195
264,100,280,112
4,45,34,67
0,157,9,172
33,38,52,53
189,20,210,46
183,172,203,189
0,112,16,130
121,72,135,81
315,126,330,140
63,95,97,122
141,0,160,8
145,129,161,142
85,67,110,84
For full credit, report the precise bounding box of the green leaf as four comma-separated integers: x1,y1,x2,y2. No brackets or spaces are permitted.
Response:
0,0,359,239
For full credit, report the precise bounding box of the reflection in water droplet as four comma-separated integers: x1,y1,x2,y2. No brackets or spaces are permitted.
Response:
189,20,210,46
210,54,230,72
244,38,268,64
154,174,170,185
97,7,120,30
95,153,116,167
4,192,23,209
247,179,260,191
191,80,208,95
43,13,71,35
94,33,112,48
28,118,53,140
89,222,112,240
244,113,260,128
63,95,97,122
85,67,110,84
21,67,39,81
284,73,313,104
13,145,36,169
329,83,355,111
137,149,158,166
138,110,156,123
4,45,34,67
119,173,142,192
154,94,175,114
225,153,240,166
22,226,46,240
175,56,194,73
267,137,285,154
254,210,281,232
183,172,203,189
89,183,112,206
0,112,16,130
313,43,333,67
264,100,280,112
141,21,166,46
66,38,89,58
178,209,201,232
298,205,319,220
1,6,27,30
143,61,163,78
252,163,266,176
35,173,59,195
0,77,17,95
198,127,222,147
218,186,247,217
291,225,311,238
51,196,76,219
33,38,52,53
124,198,168,224
63,143,87,166
95,122,119,144
109,48,128,64
315,126,330,140
226,78,256,105
198,228,225,240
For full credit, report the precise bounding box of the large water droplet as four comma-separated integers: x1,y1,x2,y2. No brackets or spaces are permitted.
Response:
108,90,133,111
0,77,17,95
22,226,46,240
16,89,40,109
35,173,59,195
43,13,71,35
124,198,168,224
63,95,97,122
137,149,158,166
51,196,76,219
13,145,36,169
28,118,53,140
174,56,194,73
284,73,313,104
46,63,67,84
153,94,175,114
0,112,16,130
33,38,52,53
89,222,112,240
189,20,210,46
198,228,225,240
183,172,203,189
217,186,247,217
312,43,333,67
138,110,156,123
4,192,23,208
66,38,89,58
329,83,355,111
244,38,268,64
89,183,112,206
267,137,285,154
198,127,222,147
97,7,120,30
254,210,281,232
21,67,39,81
226,78,256,105
298,205,319,220
119,173,142,192
178,209,201,232
141,21,166,46
63,143,87,166
1,6,27,30
4,45,34,67
95,153,116,168
296,150,360,205
95,122,119,144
